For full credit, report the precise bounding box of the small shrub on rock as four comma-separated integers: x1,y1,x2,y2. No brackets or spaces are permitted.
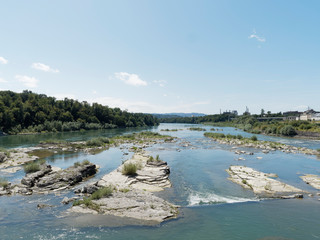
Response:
0,177,9,189
122,163,137,176
250,135,258,141
24,161,41,173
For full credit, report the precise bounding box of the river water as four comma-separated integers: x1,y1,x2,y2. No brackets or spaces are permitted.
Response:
0,123,319,240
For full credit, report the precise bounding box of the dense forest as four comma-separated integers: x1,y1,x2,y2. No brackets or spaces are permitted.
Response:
0,90,158,134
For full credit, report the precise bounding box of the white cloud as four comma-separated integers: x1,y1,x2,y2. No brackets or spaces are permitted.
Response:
153,80,167,87
114,72,147,86
15,75,38,88
32,62,59,73
0,78,7,83
248,30,266,42
0,57,8,64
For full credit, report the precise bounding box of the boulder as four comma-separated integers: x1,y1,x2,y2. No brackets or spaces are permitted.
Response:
0,152,7,163
21,165,52,187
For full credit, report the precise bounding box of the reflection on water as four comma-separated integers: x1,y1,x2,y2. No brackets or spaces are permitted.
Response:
0,123,320,240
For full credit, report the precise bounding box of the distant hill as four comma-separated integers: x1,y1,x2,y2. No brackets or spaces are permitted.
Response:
152,113,206,119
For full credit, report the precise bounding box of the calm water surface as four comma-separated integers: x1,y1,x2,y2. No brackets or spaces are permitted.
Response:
0,123,319,240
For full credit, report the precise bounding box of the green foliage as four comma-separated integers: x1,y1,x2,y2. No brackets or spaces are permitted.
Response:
0,147,10,157
161,128,178,132
188,127,206,131
90,186,113,200
86,137,110,147
72,186,113,211
250,135,258,141
0,177,9,188
280,125,297,136
74,159,91,167
147,154,161,164
122,162,138,176
0,90,159,134
24,161,42,173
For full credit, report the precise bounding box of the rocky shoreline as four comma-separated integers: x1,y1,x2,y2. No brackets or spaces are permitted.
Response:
69,152,179,223
227,166,305,198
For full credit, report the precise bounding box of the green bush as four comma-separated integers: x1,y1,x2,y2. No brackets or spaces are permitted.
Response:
236,134,243,139
280,125,297,136
250,135,258,141
90,186,113,200
86,137,110,147
24,161,41,173
122,163,138,176
147,155,161,164
82,159,90,165
189,127,206,131
0,147,10,157
0,177,9,189
74,159,91,167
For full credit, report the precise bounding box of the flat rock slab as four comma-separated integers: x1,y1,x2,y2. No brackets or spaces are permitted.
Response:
71,190,178,222
227,166,305,198
300,174,320,190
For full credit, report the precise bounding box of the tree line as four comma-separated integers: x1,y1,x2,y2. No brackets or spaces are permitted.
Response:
0,90,158,134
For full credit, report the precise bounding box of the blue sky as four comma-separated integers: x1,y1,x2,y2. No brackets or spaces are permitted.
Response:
0,0,319,114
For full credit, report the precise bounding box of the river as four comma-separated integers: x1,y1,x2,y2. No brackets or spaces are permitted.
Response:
0,123,319,240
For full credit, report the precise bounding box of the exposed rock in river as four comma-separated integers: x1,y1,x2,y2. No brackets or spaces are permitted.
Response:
70,152,178,223
300,174,320,190
1,162,97,196
0,148,39,172
227,166,305,198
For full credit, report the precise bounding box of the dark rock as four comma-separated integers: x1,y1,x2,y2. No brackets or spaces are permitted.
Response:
21,165,52,187
37,204,54,209
75,184,99,194
0,152,7,163
61,196,79,204
280,194,303,199
34,163,97,191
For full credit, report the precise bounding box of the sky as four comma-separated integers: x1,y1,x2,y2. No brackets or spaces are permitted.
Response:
0,0,319,114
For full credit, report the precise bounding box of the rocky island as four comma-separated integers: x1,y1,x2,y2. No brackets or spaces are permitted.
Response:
227,165,305,198
0,160,97,196
70,152,179,223
300,174,320,190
